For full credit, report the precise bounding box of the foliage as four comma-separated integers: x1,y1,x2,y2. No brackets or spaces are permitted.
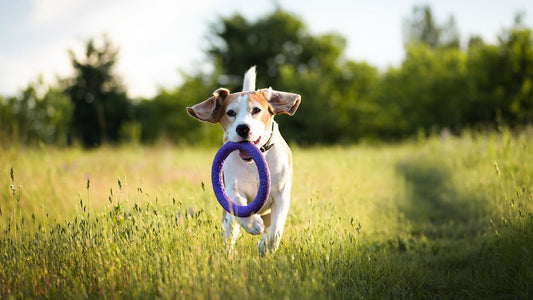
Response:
135,72,221,146
373,43,469,136
0,76,72,146
208,9,346,90
275,62,379,143
373,15,533,138
475,21,533,125
65,36,132,148
403,5,460,49
1,130,532,298
207,9,377,144
1,6,533,146
185,7,532,144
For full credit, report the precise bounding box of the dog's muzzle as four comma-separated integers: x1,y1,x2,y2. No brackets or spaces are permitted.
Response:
236,124,250,139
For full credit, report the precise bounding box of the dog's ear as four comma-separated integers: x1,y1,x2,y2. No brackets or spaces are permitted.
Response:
262,87,301,116
187,88,230,123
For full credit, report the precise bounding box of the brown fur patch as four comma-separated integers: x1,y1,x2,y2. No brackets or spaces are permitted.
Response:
247,92,274,131
218,93,239,131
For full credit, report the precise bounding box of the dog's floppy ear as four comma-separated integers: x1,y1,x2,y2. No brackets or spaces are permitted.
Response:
187,88,230,123
262,87,301,116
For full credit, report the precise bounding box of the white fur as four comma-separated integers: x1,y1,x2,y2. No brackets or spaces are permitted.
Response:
242,66,256,92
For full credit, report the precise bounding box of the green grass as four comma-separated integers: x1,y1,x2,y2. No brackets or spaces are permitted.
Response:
1,129,533,299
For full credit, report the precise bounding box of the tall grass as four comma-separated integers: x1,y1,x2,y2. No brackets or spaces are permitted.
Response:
1,129,532,298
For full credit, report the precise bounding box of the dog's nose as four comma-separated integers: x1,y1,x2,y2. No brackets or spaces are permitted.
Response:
236,124,250,139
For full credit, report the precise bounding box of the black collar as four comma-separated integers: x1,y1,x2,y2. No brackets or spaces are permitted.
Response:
259,122,275,153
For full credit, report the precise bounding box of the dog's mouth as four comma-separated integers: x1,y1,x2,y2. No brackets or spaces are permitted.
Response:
238,137,261,161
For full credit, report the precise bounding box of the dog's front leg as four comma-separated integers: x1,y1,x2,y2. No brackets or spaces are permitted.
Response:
258,189,290,256
222,211,240,253
226,186,265,236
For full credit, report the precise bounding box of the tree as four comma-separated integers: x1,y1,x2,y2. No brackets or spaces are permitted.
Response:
374,43,468,137
0,76,72,145
403,5,460,49
276,61,379,143
206,8,376,144
497,20,533,125
136,71,221,146
466,20,533,127
208,9,346,90
65,36,131,147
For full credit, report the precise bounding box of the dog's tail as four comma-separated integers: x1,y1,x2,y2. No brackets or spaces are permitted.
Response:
242,66,256,92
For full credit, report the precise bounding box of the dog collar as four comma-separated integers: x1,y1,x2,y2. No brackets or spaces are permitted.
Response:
259,122,275,153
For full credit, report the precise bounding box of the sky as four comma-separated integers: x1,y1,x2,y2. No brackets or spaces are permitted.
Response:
1,0,533,98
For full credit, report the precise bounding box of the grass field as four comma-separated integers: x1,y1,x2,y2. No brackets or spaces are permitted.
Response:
1,129,532,299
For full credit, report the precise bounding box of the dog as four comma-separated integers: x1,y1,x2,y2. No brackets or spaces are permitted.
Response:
187,66,301,255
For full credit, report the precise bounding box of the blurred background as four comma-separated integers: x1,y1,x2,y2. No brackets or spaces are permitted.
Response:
1,0,533,147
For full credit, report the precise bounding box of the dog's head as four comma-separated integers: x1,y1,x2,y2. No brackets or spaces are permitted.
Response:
187,87,300,147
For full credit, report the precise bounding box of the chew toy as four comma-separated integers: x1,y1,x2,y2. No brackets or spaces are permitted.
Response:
211,141,270,217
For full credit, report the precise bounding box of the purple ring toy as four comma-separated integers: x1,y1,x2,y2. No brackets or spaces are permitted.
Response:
211,141,270,217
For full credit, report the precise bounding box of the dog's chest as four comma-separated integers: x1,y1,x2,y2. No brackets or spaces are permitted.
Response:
224,157,260,198
222,152,280,205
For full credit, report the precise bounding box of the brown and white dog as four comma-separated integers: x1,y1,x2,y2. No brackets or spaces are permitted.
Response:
187,66,301,255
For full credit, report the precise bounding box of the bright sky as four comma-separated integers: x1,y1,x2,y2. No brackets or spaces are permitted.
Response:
1,0,532,98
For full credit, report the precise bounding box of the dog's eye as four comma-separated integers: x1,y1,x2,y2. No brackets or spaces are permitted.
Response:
252,107,261,114
226,110,236,117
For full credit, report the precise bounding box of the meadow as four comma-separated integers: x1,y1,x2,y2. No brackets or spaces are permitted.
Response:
1,129,532,299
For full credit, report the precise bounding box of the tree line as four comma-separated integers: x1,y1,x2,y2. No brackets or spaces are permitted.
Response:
1,6,532,147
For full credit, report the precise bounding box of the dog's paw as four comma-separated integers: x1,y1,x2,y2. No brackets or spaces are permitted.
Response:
238,215,264,235
258,234,269,256
258,232,281,256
